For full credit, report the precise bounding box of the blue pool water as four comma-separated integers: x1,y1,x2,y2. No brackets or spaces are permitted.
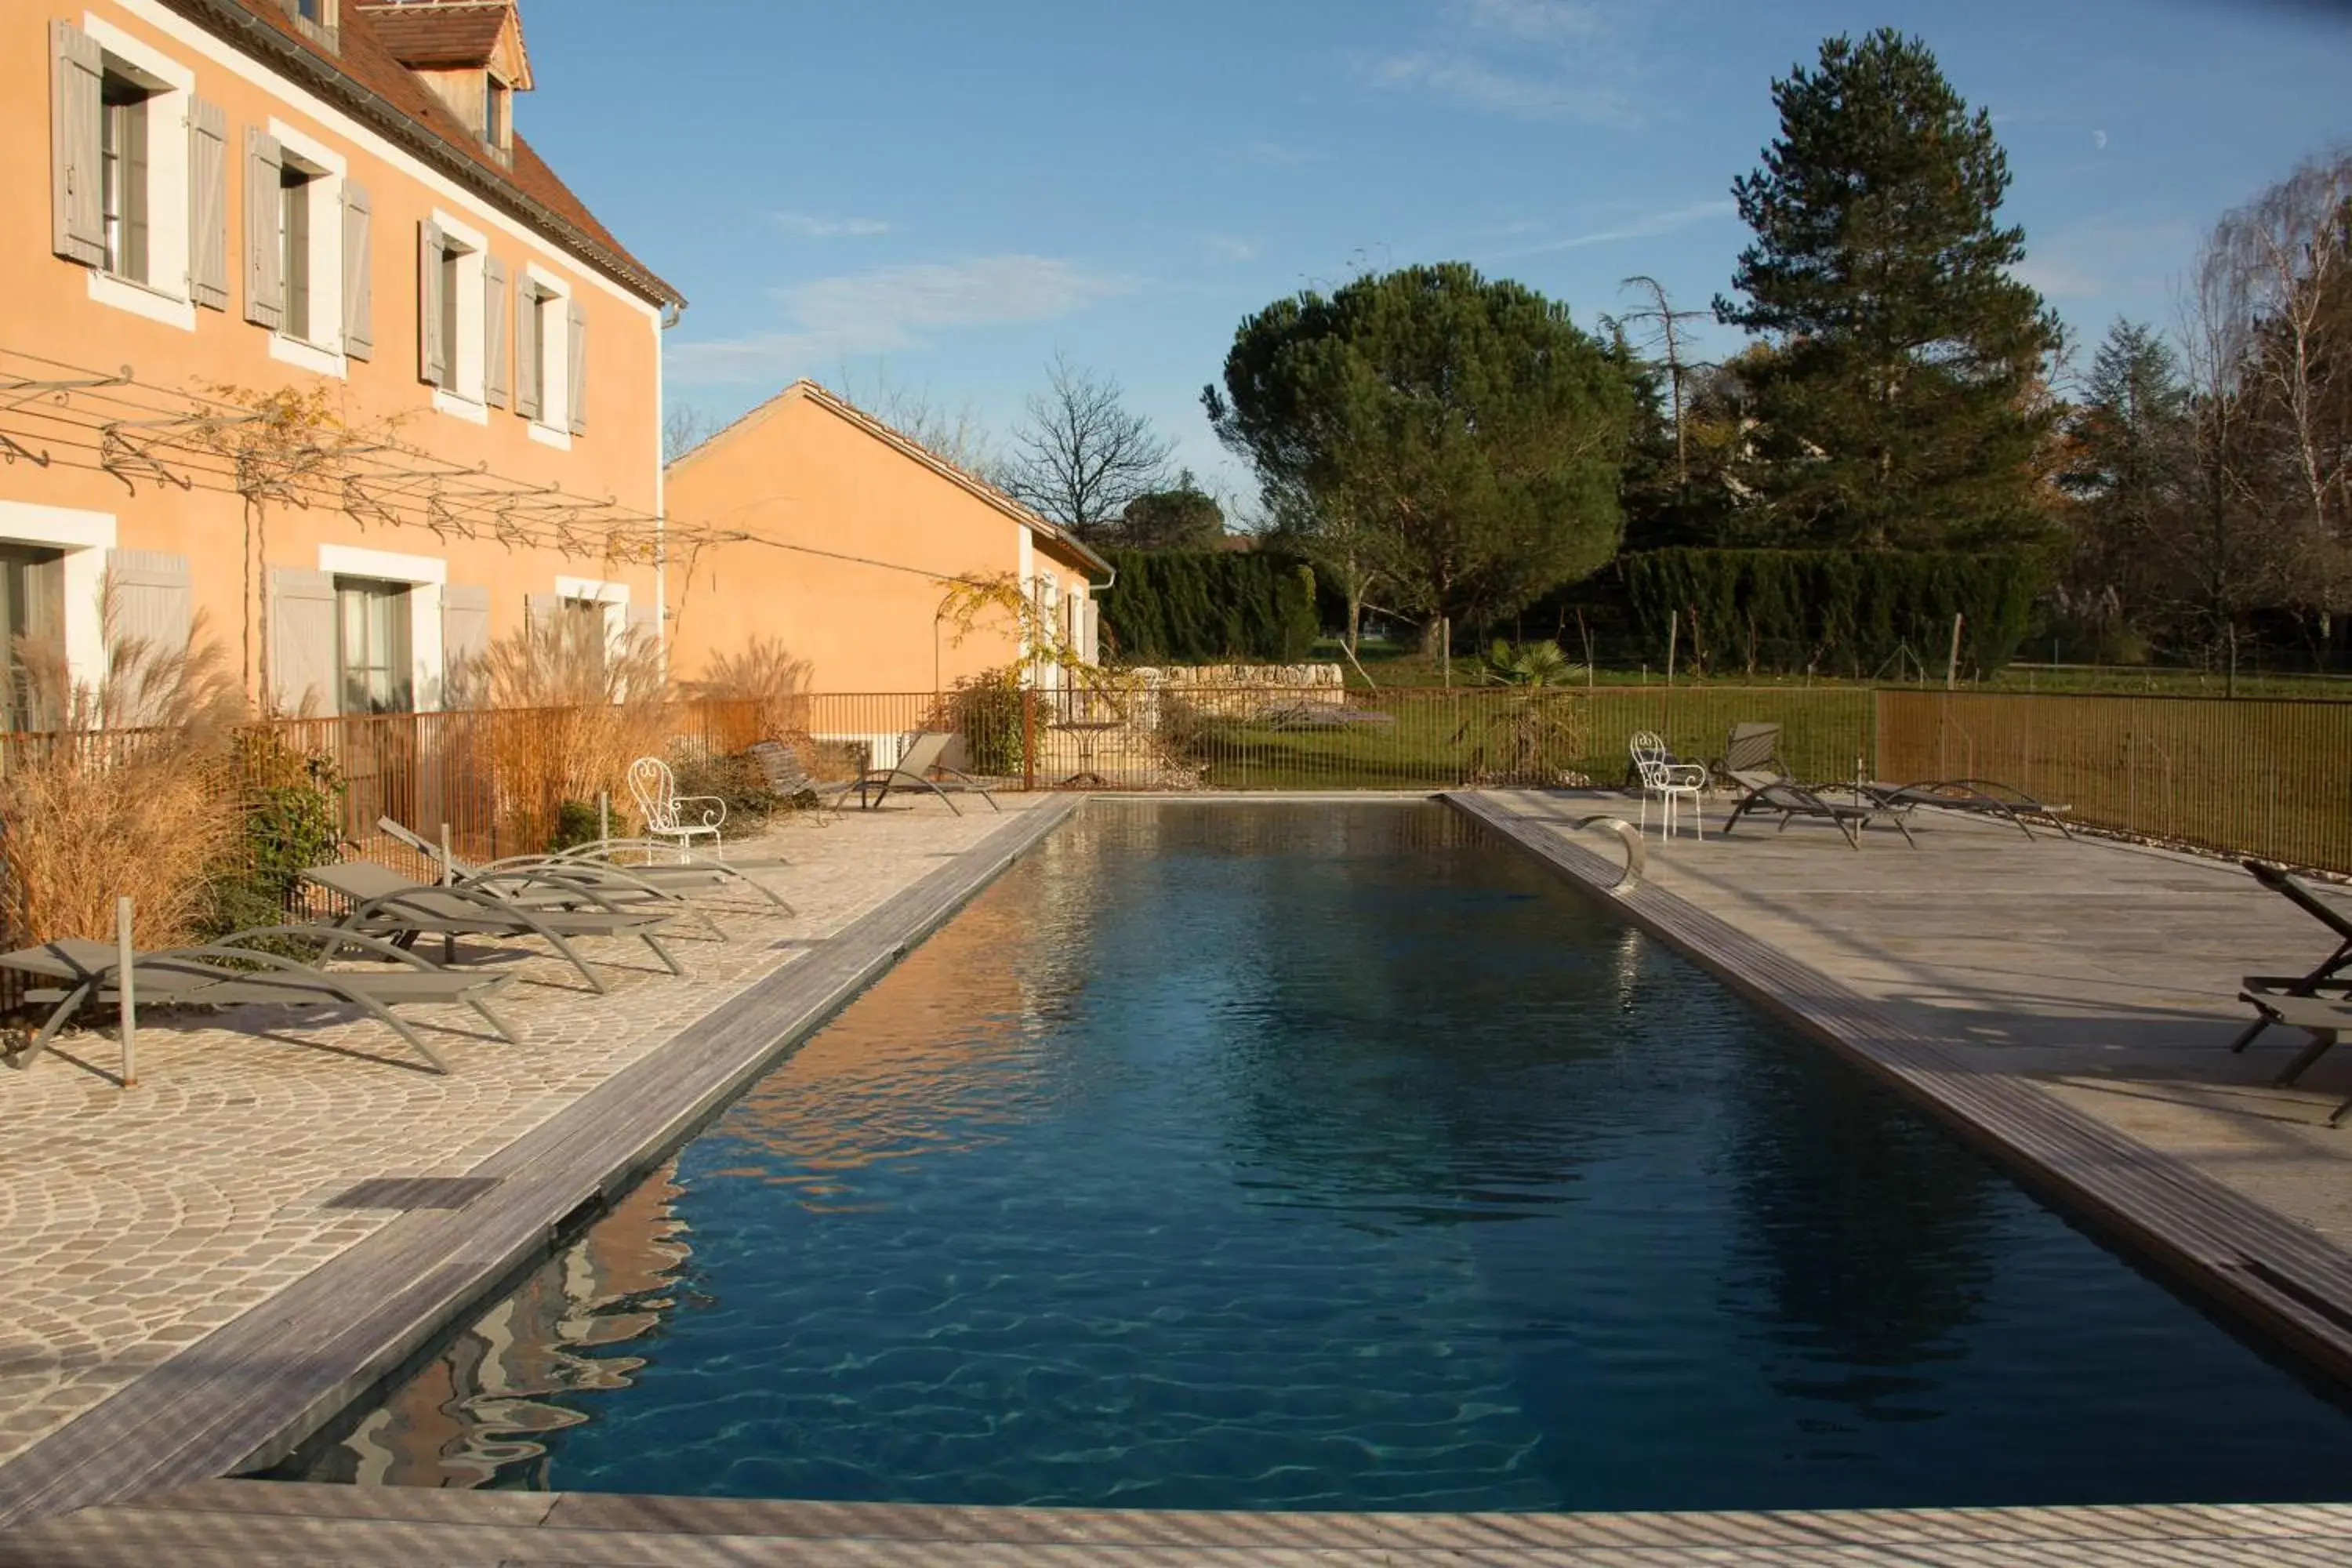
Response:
295,803,2352,1511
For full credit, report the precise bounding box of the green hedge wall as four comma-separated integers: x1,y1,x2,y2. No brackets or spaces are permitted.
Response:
1620,549,2042,677
1098,550,1319,664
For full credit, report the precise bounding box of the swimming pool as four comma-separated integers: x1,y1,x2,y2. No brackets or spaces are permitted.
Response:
290,802,2352,1512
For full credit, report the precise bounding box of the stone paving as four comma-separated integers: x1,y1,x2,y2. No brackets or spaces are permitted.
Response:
0,797,1051,1470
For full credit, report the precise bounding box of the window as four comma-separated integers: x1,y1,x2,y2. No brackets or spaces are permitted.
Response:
0,547,64,732
485,78,508,150
438,244,461,378
336,577,412,714
99,74,150,284
559,597,607,680
279,163,313,341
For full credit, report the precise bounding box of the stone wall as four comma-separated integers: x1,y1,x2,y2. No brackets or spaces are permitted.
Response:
1120,663,1346,719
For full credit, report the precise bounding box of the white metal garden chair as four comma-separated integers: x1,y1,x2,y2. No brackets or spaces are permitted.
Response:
1629,731,1708,843
628,756,725,858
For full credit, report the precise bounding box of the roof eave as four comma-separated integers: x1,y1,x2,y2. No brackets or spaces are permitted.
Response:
164,0,684,310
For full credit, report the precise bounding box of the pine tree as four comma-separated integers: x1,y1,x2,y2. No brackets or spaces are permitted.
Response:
1715,29,2060,550
2056,320,2189,635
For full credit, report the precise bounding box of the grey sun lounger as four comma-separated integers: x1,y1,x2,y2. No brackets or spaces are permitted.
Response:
303,860,687,993
837,730,1001,815
2228,861,2352,1055
0,926,518,1076
1722,778,1915,850
1857,779,2075,840
375,817,791,927
2234,990,2352,1127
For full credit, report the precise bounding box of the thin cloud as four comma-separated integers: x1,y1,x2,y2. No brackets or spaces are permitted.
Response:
1202,234,1262,263
667,256,1131,385
1450,0,1606,42
1494,198,1737,257
1358,50,1635,124
1236,139,1319,170
773,211,894,238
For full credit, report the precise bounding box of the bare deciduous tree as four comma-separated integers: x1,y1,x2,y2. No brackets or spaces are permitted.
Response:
831,359,1000,477
1004,353,1174,542
664,404,722,463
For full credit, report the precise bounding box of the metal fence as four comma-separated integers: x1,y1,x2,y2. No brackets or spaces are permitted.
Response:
1876,690,2352,874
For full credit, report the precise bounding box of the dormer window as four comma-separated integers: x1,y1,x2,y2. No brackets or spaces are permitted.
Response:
281,0,339,53
484,75,510,158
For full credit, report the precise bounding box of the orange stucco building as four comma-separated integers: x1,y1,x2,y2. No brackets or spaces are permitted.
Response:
2,0,677,721
664,381,1109,696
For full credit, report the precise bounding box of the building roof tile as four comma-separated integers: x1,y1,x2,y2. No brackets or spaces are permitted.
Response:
165,0,678,307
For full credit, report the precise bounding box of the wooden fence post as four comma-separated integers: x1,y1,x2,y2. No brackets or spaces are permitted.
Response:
1022,687,1037,792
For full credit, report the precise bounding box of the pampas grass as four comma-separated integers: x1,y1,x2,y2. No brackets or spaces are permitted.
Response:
684,636,811,750
0,597,248,946
453,611,673,847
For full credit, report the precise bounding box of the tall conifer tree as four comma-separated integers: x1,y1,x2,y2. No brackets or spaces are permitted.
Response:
1715,30,2060,549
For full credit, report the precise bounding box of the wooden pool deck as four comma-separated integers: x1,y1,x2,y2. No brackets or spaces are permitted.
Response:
1450,789,2352,1387
8,1479,2352,1565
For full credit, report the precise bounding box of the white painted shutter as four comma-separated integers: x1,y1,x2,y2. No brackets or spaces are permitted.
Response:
186,97,230,309
481,256,510,408
514,281,541,419
1080,597,1100,664
417,220,445,386
440,583,490,701
270,567,339,716
105,550,194,725
244,128,285,328
524,591,557,633
339,179,372,358
51,21,105,267
565,300,586,434
623,600,659,649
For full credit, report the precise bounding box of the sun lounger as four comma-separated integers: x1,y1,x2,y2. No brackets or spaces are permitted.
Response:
1721,779,1915,849
837,730,1001,815
0,925,517,1076
302,860,686,993
2228,861,2352,1054
375,818,790,925
2234,989,2352,1126
1857,779,2074,840
1715,721,1788,781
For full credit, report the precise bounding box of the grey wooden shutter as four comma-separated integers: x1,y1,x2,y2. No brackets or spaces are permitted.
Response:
514,281,541,419
186,97,229,309
440,583,490,703
270,567,339,716
417,220,445,386
622,600,659,649
340,179,372,358
105,550,194,724
524,591,557,633
243,127,285,328
565,300,587,434
481,256,510,408
51,21,105,267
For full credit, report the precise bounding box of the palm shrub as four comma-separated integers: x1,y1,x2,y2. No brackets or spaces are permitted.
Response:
1454,638,1592,786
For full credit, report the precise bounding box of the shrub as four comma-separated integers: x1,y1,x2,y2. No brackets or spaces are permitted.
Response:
683,636,811,746
1619,548,2043,677
453,611,673,845
1098,549,1319,663
0,602,247,947
668,748,779,829
205,735,345,935
546,799,604,853
938,667,1025,776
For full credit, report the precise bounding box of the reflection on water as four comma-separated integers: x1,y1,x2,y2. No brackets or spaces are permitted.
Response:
292,804,2352,1511
299,1166,693,1488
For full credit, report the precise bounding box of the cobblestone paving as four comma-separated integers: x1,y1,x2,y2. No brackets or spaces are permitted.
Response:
0,799,1049,1468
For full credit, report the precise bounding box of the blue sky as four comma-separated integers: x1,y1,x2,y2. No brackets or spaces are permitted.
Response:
521,0,2352,510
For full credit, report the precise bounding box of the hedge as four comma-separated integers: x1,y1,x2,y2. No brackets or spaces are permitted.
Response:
1097,549,1319,664
1620,549,2042,677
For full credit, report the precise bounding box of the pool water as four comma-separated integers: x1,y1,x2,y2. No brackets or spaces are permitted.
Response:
290,803,2352,1511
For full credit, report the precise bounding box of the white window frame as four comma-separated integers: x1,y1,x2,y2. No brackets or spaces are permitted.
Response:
428,208,488,422
522,261,572,449
318,543,445,710
265,116,346,377
0,503,116,696
553,574,628,651
80,15,194,332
